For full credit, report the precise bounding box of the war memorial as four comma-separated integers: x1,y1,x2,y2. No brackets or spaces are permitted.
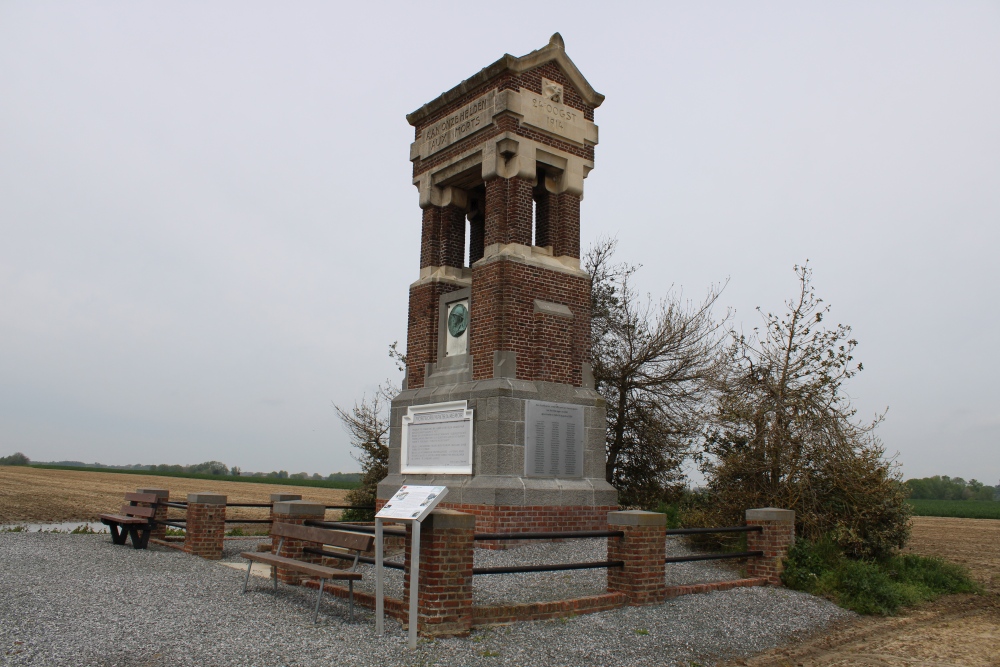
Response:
377,33,619,535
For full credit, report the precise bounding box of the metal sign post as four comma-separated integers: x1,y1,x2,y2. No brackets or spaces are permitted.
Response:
374,485,448,650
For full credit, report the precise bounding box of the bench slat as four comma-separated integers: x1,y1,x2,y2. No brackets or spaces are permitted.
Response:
124,492,159,504
100,514,149,525
271,523,374,553
241,552,362,580
120,504,156,518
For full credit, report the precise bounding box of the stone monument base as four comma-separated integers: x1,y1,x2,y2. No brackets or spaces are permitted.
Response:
377,378,618,535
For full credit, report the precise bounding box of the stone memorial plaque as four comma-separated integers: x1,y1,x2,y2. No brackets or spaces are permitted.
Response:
417,90,496,158
524,400,584,478
401,401,474,474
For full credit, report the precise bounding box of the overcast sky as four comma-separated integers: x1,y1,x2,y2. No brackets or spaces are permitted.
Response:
1,2,997,483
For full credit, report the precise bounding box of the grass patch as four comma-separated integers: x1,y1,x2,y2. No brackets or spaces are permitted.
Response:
906,499,1000,519
27,464,360,490
782,536,979,615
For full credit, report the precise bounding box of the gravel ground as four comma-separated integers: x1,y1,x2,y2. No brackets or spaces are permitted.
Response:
1,533,852,667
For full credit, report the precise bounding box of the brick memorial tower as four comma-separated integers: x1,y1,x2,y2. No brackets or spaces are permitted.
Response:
378,34,618,533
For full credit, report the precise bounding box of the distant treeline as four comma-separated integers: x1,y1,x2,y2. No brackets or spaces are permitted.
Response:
905,476,998,501
1,453,360,483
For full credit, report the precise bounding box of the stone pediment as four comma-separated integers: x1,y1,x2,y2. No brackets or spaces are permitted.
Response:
406,33,604,127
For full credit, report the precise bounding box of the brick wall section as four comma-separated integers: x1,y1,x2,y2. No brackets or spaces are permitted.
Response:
137,488,169,542
406,280,466,389
484,176,533,247
469,259,590,385
400,510,475,637
183,493,226,560
745,508,795,586
533,310,576,384
551,192,580,259
271,501,326,585
421,205,466,269
437,503,616,547
607,511,667,605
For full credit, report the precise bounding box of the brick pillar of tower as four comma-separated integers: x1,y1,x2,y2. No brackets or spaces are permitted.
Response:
484,176,533,246
401,510,475,638
745,508,795,585
271,501,326,585
136,487,169,542
551,191,581,259
607,511,667,605
183,493,226,560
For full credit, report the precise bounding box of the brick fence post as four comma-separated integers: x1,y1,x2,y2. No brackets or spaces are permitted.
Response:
269,493,302,528
402,510,475,637
607,510,666,605
183,493,226,560
745,508,795,585
271,501,325,585
137,487,169,542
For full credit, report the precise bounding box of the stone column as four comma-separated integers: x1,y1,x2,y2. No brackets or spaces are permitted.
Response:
183,493,226,560
271,500,325,585
607,510,666,605
745,508,795,585
401,510,475,638
137,487,169,541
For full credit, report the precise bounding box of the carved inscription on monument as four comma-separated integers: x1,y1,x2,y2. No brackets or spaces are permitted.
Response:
418,90,497,158
519,80,592,146
524,400,584,478
401,401,474,474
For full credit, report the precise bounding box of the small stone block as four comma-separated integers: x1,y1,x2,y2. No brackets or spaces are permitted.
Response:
137,488,169,499
607,510,666,527
187,492,227,505
273,500,326,516
746,508,795,523
270,493,303,502
426,509,475,531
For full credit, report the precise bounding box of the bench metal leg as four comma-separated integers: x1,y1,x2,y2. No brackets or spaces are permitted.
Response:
242,561,253,593
273,565,278,593
313,578,325,624
109,524,126,545
349,579,354,622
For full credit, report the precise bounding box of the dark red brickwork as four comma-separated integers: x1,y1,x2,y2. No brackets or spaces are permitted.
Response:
469,259,590,385
406,281,466,389
532,184,579,257
421,205,466,269
607,521,667,605
269,512,323,585
484,176,533,247
439,503,616,537
664,578,768,599
183,502,225,560
746,518,795,585
473,593,626,625
400,512,475,637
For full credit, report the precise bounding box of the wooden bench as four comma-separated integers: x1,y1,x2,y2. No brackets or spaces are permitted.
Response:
99,492,160,549
240,522,374,623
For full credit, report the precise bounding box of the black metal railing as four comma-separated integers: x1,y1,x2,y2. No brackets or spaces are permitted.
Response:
663,524,763,564
302,546,405,571
473,530,624,541
665,525,762,536
304,520,407,538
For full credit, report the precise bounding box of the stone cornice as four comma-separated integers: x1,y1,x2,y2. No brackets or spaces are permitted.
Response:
406,34,604,126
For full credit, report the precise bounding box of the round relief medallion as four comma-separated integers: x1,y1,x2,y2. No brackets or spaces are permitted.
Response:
448,303,469,337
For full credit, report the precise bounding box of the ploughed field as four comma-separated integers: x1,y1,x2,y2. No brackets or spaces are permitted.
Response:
722,515,1000,667
0,466,350,524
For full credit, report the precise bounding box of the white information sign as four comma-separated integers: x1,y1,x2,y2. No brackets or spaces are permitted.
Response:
375,485,449,650
401,401,474,474
375,485,448,522
524,400,585,478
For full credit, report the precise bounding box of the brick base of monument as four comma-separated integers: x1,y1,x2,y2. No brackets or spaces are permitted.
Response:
375,500,618,546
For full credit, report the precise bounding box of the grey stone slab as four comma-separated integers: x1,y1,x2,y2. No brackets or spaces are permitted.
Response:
498,396,524,421
746,508,795,523
187,493,226,505
523,478,563,505
495,444,522,475
475,419,499,446
608,510,666,526
496,419,517,445
475,443,498,475
273,501,324,517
